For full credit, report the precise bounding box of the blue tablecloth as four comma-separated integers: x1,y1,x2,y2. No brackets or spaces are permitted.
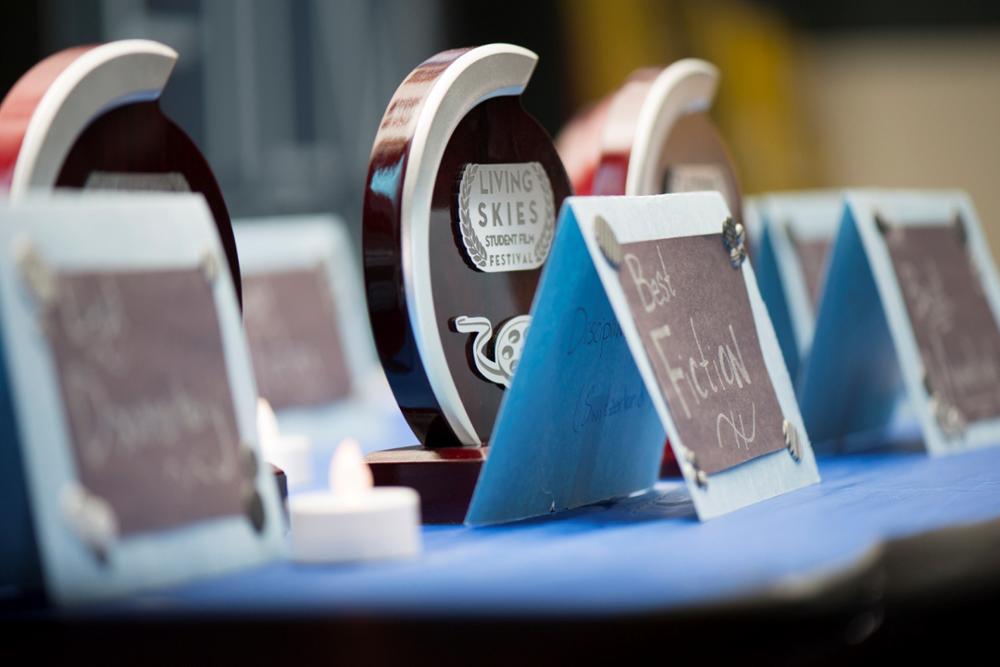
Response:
101,447,1000,619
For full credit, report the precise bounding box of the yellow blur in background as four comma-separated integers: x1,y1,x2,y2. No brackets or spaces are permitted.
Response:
560,0,1000,255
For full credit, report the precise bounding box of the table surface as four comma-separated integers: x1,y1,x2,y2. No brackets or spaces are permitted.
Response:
81,445,1000,620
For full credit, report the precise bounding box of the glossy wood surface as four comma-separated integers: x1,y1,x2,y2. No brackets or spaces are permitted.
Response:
364,50,468,446
55,101,240,304
368,445,487,523
430,96,571,441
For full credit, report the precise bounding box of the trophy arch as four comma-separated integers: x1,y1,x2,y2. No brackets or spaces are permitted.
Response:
625,59,719,196
1,40,176,195
400,44,538,446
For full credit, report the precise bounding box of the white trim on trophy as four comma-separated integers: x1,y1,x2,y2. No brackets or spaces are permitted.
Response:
9,40,177,197
625,59,718,196
401,44,538,445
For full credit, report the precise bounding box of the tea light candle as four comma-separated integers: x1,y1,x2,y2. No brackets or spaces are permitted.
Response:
289,439,421,564
257,399,313,489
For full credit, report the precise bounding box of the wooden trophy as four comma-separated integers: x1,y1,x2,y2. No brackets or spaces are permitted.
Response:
553,96,611,197
591,61,741,212
0,39,241,300
556,60,743,476
363,45,571,522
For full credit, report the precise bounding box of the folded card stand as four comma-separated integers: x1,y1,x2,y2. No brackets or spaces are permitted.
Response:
754,191,841,384
237,218,359,409
235,216,413,483
556,59,745,479
467,192,819,524
0,194,284,605
799,190,1000,455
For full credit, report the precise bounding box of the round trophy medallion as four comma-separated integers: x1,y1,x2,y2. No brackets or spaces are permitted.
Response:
553,96,611,196
0,40,240,301
364,45,571,448
558,59,742,226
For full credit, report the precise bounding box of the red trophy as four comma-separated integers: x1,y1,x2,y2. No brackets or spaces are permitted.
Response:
557,60,744,476
363,45,571,522
0,39,240,298
553,96,611,197
559,60,741,210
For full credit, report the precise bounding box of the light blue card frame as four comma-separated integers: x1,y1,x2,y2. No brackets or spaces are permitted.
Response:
800,189,1000,455
233,216,413,453
0,193,285,604
468,193,819,524
755,191,842,384
234,215,380,398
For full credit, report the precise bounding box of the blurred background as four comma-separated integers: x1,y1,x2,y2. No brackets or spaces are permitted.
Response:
3,0,999,252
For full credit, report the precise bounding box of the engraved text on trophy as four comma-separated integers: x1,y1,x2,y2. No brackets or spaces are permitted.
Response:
457,162,555,272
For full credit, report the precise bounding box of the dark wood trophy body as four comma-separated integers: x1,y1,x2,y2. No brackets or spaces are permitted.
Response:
0,39,241,302
556,60,743,477
364,45,571,522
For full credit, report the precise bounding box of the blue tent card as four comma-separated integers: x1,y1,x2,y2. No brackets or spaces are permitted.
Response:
468,193,819,524
754,191,843,385
0,194,284,604
800,190,1000,455
235,216,381,413
234,216,413,462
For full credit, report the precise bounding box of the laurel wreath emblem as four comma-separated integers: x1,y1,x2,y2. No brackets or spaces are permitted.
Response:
458,164,489,269
531,162,555,263
457,162,556,271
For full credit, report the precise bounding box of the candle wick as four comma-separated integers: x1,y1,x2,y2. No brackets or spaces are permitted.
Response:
329,438,373,498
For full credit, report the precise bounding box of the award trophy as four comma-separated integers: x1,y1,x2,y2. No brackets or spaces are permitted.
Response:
0,39,240,297
363,44,571,522
593,61,740,211
553,96,611,197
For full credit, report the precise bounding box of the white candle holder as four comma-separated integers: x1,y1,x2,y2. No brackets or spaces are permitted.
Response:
289,439,421,564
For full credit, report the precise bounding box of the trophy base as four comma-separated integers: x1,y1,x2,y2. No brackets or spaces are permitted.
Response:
366,445,488,524
659,447,682,478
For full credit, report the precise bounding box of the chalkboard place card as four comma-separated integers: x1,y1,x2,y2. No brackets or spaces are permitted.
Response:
243,264,351,410
799,190,1000,455
234,216,410,459
754,191,843,384
555,60,747,479
235,217,381,408
0,193,284,604
467,192,819,524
